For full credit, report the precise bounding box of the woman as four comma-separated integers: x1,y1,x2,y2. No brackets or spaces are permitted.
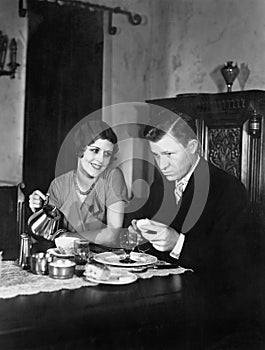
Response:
29,119,128,247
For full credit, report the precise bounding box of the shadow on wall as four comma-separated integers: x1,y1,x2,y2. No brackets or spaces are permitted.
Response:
210,62,250,92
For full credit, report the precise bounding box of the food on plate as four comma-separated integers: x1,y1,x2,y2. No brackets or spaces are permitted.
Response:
84,262,111,281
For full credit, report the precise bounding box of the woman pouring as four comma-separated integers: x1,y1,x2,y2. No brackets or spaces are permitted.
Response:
29,119,128,247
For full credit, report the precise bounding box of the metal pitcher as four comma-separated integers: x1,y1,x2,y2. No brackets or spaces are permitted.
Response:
27,194,62,241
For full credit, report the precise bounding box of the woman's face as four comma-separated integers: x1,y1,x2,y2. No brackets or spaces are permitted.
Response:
149,134,198,182
79,138,114,178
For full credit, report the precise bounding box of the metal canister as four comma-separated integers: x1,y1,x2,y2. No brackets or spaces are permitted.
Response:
30,252,48,275
18,233,31,270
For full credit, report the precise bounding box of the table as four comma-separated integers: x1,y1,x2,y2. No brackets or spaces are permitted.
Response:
0,267,263,350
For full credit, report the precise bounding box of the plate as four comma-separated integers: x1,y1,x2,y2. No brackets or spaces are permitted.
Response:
84,268,137,285
93,252,157,267
46,248,74,259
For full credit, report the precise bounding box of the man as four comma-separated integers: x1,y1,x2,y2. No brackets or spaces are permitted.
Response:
129,111,253,288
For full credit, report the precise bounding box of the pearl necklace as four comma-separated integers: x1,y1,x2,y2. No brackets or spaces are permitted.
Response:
73,171,97,196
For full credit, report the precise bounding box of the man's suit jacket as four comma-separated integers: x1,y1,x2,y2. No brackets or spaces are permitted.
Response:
137,158,253,288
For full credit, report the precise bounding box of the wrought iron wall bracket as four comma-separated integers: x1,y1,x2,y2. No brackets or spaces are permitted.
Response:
113,6,142,26
20,0,143,35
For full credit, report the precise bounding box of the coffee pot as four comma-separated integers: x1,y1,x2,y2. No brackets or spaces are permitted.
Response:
27,194,63,241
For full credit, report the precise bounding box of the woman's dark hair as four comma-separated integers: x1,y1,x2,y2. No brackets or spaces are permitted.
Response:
74,119,118,159
144,110,197,147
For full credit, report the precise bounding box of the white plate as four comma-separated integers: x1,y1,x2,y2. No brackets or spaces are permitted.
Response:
93,252,157,267
84,268,137,285
47,248,74,259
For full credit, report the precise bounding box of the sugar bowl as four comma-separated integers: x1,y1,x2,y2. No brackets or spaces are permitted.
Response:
48,259,76,279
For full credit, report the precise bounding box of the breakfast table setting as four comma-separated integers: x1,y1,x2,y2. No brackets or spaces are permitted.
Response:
0,235,192,299
0,217,195,300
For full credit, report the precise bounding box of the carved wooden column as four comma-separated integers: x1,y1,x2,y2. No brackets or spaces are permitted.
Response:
194,94,249,183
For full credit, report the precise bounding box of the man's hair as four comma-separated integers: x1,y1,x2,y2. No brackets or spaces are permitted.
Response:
144,110,197,147
74,119,118,158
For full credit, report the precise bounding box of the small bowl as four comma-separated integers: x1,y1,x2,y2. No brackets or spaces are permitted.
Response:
54,236,77,256
48,259,76,279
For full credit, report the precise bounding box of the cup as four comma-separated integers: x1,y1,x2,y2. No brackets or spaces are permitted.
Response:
30,252,48,275
74,239,90,265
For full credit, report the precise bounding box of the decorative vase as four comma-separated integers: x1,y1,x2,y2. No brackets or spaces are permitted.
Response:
221,61,240,92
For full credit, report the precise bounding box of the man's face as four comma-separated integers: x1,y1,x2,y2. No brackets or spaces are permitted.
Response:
79,138,114,178
149,134,197,181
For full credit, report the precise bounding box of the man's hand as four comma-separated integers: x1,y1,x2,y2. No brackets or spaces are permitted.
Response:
148,226,180,251
128,219,147,246
130,219,180,252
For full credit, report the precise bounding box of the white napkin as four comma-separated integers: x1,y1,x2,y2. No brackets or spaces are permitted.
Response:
136,219,168,241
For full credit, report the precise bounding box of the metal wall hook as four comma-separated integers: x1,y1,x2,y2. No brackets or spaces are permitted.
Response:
128,13,142,26
113,7,142,26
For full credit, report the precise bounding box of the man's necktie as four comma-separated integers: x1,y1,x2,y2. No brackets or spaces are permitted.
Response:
174,180,187,205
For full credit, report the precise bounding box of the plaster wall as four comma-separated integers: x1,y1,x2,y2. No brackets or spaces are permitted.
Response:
2,0,265,190
101,0,265,102
0,0,27,185
99,0,265,196
149,0,265,98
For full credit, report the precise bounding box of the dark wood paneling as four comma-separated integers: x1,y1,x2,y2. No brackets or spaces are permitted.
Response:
0,187,19,260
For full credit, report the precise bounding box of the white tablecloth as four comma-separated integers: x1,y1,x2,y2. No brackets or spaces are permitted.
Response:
0,261,191,299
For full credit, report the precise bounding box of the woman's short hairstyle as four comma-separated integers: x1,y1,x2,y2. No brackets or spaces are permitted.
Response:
144,110,197,147
74,119,118,159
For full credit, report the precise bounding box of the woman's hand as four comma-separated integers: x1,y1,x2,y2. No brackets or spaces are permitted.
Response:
29,190,46,212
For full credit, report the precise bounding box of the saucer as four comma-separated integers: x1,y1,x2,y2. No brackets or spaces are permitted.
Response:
84,268,137,285
46,248,74,259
